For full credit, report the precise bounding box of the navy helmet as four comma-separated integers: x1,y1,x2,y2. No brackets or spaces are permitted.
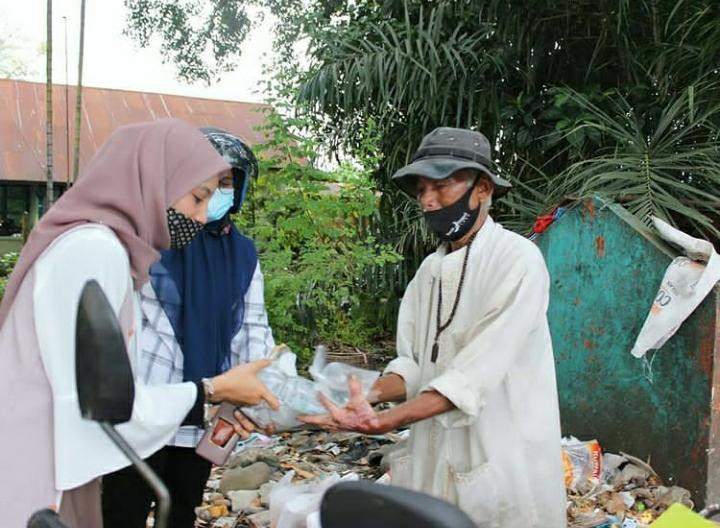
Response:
200,127,258,214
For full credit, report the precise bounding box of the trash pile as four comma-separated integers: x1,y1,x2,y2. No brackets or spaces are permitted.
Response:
190,345,390,527
190,432,714,528
190,341,710,528
193,429,404,528
563,438,696,528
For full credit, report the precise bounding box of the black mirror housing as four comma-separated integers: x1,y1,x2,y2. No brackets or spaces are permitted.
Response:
75,280,134,424
320,481,476,528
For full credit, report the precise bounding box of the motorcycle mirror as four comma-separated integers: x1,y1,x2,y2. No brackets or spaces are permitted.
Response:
75,280,134,424
27,509,66,528
72,280,171,528
320,481,476,528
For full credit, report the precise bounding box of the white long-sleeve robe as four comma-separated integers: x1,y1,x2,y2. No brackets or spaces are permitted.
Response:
0,224,197,527
384,216,566,528
34,225,198,492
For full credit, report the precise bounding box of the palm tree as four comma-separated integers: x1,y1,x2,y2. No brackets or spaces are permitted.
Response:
289,0,720,236
553,83,720,240
270,0,720,313
45,0,53,210
72,0,86,184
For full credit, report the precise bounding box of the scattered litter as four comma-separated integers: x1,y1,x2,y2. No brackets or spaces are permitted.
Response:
195,428,402,527
562,437,603,492
566,439,698,528
196,429,712,527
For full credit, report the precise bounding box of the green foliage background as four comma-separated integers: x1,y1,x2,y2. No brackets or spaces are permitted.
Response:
124,0,720,257
262,0,720,340
0,252,19,300
235,111,402,363
110,0,720,357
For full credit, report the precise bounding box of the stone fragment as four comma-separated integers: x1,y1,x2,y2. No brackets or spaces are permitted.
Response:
259,481,277,507
227,489,259,512
220,462,273,494
247,509,272,528
227,447,281,469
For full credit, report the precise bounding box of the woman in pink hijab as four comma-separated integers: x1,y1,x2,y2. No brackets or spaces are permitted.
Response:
0,119,278,527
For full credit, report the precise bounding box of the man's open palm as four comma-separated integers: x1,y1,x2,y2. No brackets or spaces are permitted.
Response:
299,375,389,434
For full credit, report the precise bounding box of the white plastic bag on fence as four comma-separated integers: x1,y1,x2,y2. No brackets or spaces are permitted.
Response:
630,217,720,358
269,470,359,528
242,345,380,432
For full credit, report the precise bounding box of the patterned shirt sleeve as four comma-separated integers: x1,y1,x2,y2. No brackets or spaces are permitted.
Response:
230,262,275,366
138,281,184,385
138,262,276,448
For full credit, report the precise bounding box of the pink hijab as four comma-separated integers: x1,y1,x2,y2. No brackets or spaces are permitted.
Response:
0,118,229,327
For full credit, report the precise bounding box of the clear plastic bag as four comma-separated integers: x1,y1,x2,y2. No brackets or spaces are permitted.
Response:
309,345,380,406
269,470,359,528
242,345,379,432
242,370,325,431
561,437,603,492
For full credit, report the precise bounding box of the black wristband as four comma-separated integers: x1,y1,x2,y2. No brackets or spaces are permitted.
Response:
182,381,205,427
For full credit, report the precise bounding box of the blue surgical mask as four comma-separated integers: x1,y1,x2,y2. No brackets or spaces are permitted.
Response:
207,189,234,222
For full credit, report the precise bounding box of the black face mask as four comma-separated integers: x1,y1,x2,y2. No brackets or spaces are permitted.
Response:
167,208,204,249
423,184,480,241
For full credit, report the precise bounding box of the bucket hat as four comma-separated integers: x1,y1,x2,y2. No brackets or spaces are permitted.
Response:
392,127,511,198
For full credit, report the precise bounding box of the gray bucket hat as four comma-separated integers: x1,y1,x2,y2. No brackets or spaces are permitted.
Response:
392,127,511,198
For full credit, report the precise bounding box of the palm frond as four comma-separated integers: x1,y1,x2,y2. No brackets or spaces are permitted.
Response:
556,83,720,239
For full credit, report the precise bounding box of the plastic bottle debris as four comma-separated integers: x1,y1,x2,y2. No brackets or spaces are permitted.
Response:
242,345,380,432
309,345,380,405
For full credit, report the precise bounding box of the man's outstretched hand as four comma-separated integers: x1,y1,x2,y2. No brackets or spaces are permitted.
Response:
298,375,394,435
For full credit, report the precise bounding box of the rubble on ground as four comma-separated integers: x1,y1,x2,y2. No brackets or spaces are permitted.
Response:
193,431,711,528
194,429,405,528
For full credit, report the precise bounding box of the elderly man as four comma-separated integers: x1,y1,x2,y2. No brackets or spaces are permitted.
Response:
301,127,565,527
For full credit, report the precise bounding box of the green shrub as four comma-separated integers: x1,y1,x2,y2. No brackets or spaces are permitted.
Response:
0,251,19,301
235,113,402,365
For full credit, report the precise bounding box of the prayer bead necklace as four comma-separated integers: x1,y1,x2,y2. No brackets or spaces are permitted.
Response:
431,231,477,363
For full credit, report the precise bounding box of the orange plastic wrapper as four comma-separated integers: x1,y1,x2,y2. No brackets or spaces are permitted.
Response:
562,438,602,490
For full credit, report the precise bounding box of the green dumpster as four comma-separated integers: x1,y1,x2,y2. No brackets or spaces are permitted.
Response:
535,198,720,506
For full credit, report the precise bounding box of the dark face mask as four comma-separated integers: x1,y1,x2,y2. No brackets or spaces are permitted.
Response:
423,184,480,241
167,207,204,249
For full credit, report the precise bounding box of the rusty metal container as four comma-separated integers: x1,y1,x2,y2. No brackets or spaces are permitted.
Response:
535,198,720,505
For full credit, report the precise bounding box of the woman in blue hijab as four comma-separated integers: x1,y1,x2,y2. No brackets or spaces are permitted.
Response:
102,129,275,528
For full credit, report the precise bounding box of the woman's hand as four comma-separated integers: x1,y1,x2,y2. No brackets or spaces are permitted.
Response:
231,409,258,440
210,359,280,409
208,405,271,440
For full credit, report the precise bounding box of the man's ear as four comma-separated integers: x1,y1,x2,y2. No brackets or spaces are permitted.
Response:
475,176,494,200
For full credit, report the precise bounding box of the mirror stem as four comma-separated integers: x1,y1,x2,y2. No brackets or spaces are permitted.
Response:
99,423,171,528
